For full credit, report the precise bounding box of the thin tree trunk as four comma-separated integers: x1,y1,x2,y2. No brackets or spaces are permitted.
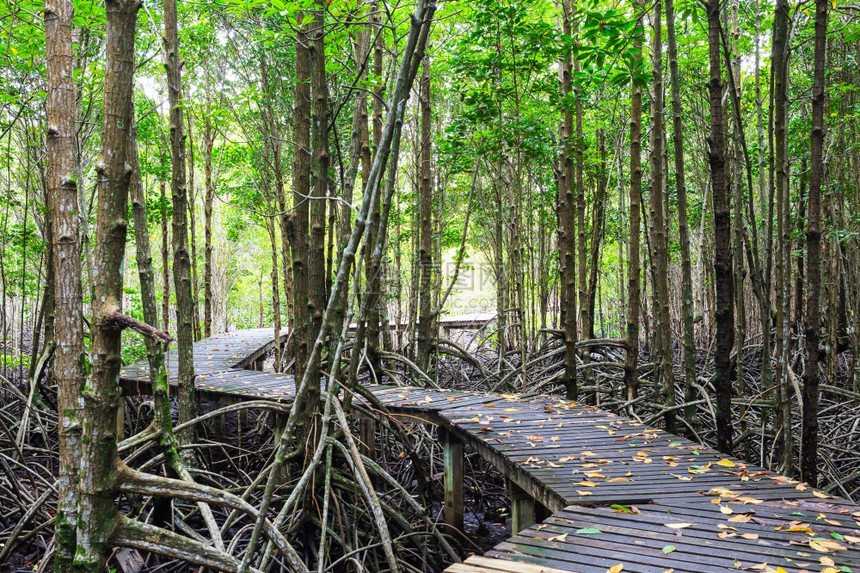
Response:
772,0,793,470
77,0,140,567
707,0,735,454
801,0,828,485
164,0,196,448
130,125,165,368
665,0,697,429
307,0,329,413
187,113,202,342
203,67,215,339
45,0,84,564
648,0,676,433
625,0,644,408
585,130,607,340
417,55,434,374
364,0,385,371
260,56,283,369
161,181,170,332
559,0,578,400
290,10,312,412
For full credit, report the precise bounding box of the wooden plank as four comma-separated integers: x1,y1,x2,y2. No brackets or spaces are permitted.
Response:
448,556,576,573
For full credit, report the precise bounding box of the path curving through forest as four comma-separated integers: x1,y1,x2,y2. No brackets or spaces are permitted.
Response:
119,330,860,573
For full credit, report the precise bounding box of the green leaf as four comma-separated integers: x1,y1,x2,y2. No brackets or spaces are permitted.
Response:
662,545,676,554
576,528,602,535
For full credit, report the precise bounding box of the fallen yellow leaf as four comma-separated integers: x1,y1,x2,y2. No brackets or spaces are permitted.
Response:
716,459,736,467
809,539,847,553
607,564,624,573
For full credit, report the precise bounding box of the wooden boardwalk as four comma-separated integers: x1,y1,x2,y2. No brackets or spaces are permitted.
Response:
119,330,860,573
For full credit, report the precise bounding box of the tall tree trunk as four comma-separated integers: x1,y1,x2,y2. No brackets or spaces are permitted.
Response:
417,55,434,375
707,0,735,454
203,67,215,339
801,0,827,486
260,56,283,370
624,0,644,408
364,0,385,373
160,181,170,332
45,0,84,565
187,113,202,342
331,13,370,352
130,125,166,381
290,10,312,409
559,0,578,400
665,0,697,429
585,130,607,340
164,0,196,448
772,0,793,470
77,0,140,568
575,49,586,343
307,0,329,413
648,0,676,433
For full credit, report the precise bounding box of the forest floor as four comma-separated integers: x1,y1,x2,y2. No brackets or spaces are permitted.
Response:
2,334,859,572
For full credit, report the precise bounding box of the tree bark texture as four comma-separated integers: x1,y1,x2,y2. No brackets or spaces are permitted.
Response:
559,0,578,400
707,0,735,454
648,0,676,433
77,1,140,568
45,0,84,566
624,1,644,407
164,0,196,448
417,55,434,375
801,0,827,485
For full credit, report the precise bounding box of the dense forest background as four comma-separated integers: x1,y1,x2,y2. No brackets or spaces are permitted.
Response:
1,0,859,569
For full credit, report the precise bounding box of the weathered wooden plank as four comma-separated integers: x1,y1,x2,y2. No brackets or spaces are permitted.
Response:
452,556,575,573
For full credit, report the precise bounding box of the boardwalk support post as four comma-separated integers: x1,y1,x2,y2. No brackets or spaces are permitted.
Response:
510,480,535,533
358,412,376,459
440,426,464,533
214,402,227,435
